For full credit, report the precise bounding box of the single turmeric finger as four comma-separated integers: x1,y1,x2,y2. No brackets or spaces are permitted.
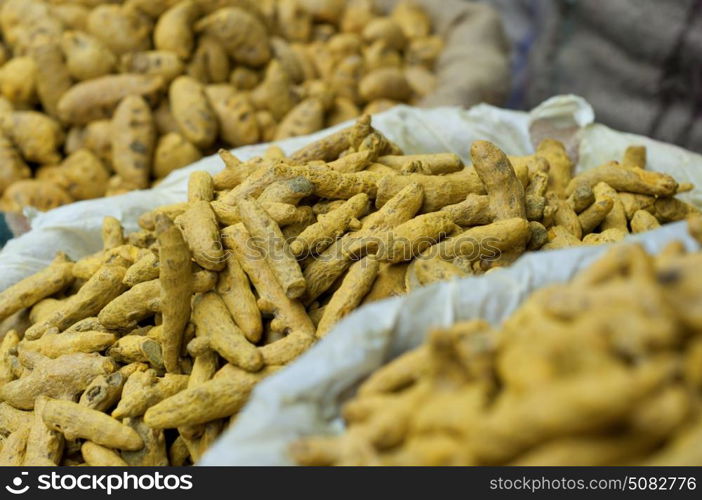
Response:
121,417,169,466
525,171,549,221
169,76,218,149
0,253,74,323
216,257,262,343
377,212,458,263
0,328,19,383
377,153,463,175
301,243,354,304
144,366,268,428
123,251,160,287
112,371,189,419
154,0,199,60
111,95,155,190
107,335,164,369
536,139,573,197
470,140,526,220
81,441,128,467
328,150,375,173
290,115,370,163
653,197,700,223
188,171,214,202
0,402,32,435
58,75,162,127
290,193,368,257
42,399,144,451
235,197,306,299
441,194,493,227
631,210,661,234
192,292,263,372
549,193,582,240
0,353,117,410
79,371,127,412
21,330,116,358
582,228,627,246
257,176,315,205
25,264,127,340
102,216,125,250
98,279,161,330
24,397,64,466
566,161,677,198
0,424,30,466
429,218,531,262
578,198,614,235
317,256,380,337
593,183,628,233
157,214,193,372
206,86,259,147
623,145,646,169
177,200,225,271
375,169,485,213
211,200,311,227
567,183,595,214
195,7,271,67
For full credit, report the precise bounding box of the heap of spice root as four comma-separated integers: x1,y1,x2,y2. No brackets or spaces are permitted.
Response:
291,218,702,466
0,115,698,466
0,0,444,212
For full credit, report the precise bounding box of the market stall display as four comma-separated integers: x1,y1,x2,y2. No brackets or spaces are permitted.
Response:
0,0,508,215
0,110,698,466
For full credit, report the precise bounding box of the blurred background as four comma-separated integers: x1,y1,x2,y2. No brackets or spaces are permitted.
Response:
482,0,702,153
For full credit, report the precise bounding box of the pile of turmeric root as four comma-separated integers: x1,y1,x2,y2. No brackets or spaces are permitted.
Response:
292,219,702,466
0,114,698,466
0,0,442,213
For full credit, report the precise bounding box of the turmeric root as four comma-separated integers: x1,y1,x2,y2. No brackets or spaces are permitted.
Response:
78,371,128,412
290,193,368,257
566,161,677,198
536,139,573,196
58,74,164,125
25,265,127,340
0,352,117,410
317,256,379,337
0,253,74,322
81,441,128,466
377,212,458,263
0,424,30,466
157,215,193,372
177,200,225,271
216,257,262,343
42,399,144,450
195,7,271,67
144,366,276,428
112,371,189,419
191,292,263,372
235,197,307,299
631,210,661,234
21,330,116,358
222,224,315,339
24,397,64,466
111,95,155,189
